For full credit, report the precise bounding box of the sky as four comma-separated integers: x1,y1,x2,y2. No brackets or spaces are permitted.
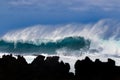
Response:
0,0,120,35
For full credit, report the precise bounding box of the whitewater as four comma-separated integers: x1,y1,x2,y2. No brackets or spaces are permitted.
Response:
1,19,120,72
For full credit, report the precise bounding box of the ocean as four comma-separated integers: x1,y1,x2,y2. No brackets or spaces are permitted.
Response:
0,19,120,72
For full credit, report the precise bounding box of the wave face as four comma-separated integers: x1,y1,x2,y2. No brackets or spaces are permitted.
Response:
1,19,120,58
0,37,90,54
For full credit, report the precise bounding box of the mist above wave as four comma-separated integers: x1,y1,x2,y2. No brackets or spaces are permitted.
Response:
2,19,120,42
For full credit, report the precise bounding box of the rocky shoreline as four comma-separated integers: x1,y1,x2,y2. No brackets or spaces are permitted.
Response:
0,54,120,80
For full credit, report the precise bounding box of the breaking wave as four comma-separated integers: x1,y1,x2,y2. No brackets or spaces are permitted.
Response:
0,19,120,60
1,19,120,72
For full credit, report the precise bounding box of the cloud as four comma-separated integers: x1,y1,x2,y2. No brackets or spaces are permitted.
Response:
8,0,120,12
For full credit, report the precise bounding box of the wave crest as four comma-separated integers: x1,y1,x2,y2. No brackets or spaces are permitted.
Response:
1,19,120,57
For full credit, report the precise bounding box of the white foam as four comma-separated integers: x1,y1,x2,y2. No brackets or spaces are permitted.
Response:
24,54,120,72
0,52,120,73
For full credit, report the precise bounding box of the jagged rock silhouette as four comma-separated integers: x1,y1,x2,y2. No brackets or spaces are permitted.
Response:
0,55,120,80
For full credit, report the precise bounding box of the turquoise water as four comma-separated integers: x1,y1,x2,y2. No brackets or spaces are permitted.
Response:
0,36,90,54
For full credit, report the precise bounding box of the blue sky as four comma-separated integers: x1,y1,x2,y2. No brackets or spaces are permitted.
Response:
0,0,120,35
